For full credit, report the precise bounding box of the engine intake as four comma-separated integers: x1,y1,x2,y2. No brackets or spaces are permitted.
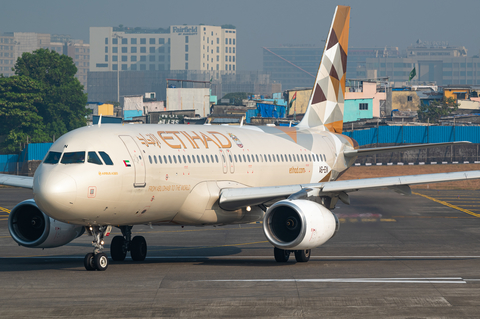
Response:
8,199,84,248
263,199,339,250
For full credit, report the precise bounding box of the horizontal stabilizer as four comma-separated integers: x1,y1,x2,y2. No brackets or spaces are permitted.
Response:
344,141,471,158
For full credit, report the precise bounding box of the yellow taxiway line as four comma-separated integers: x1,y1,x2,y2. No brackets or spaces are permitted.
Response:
413,192,480,218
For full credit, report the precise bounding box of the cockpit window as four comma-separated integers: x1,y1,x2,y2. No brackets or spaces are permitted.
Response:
44,151,62,164
61,152,85,164
98,152,114,165
87,151,103,165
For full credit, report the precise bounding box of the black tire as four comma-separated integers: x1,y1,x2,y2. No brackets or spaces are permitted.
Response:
274,247,290,262
84,253,95,271
94,253,109,271
294,249,311,262
110,236,127,261
131,236,147,261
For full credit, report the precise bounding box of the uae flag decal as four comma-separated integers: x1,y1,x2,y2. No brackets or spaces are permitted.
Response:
123,160,131,167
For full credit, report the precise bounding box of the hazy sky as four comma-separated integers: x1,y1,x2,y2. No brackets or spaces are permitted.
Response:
1,0,479,70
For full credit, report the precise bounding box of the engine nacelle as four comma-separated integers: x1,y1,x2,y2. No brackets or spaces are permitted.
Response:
8,199,84,248
263,199,339,250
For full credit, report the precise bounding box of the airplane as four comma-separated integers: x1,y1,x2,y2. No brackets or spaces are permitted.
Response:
1,5,480,271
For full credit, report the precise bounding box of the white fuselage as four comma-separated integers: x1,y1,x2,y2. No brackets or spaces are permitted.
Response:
33,124,355,226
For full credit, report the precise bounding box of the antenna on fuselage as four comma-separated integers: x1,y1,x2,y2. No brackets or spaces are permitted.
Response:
98,114,102,128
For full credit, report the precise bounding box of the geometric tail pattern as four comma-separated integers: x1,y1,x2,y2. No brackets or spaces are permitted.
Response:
297,6,350,133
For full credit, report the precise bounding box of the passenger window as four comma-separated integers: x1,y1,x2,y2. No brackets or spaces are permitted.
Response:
192,155,196,163
243,155,246,162
281,154,285,162
61,151,85,164
247,154,250,162
187,155,191,163
183,155,186,163
159,156,162,164
288,154,292,162
255,154,259,162
178,156,182,164
173,156,177,164
201,155,205,163
239,155,242,163
215,155,219,163
206,155,210,163
168,155,172,163
154,155,157,164
87,151,103,165
148,155,152,164
268,154,272,162
229,154,233,162
308,154,312,162
163,155,167,164
44,151,62,164
98,152,113,165
211,155,214,163
197,155,200,163
234,155,238,162
296,154,300,162
276,154,280,162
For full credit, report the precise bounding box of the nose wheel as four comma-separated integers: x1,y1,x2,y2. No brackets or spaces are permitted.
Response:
84,226,111,271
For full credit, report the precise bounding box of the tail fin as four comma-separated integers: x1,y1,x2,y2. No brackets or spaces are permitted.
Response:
297,5,350,133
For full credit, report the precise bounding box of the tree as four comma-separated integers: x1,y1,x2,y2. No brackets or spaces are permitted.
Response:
0,76,49,153
417,97,458,123
14,48,88,139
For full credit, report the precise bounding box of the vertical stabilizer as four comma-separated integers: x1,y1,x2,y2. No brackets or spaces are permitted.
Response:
297,5,350,132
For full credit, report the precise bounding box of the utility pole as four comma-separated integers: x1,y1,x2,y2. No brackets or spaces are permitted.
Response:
112,33,124,104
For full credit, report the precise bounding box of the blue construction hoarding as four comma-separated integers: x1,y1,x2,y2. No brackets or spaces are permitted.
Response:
246,103,286,123
343,126,480,146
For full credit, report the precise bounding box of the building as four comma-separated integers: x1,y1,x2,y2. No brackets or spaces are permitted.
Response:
89,24,236,74
0,33,15,77
264,42,480,90
0,32,89,89
263,46,400,91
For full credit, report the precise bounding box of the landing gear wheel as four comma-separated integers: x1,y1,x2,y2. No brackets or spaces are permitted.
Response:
294,249,311,262
84,253,95,271
131,236,147,261
110,236,127,261
94,253,109,271
274,247,290,262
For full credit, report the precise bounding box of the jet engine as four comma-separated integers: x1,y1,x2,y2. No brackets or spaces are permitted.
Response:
8,199,84,248
263,199,339,250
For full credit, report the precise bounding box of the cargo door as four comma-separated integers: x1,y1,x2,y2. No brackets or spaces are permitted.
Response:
119,135,146,187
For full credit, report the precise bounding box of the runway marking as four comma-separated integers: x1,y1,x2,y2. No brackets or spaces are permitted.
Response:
201,277,468,284
149,240,269,252
0,207,10,214
132,226,262,235
413,192,480,218
3,255,480,260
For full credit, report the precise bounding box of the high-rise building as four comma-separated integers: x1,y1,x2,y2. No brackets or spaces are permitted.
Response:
0,32,89,89
89,25,236,74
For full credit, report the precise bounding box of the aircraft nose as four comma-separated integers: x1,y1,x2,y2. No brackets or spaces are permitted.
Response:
34,170,77,217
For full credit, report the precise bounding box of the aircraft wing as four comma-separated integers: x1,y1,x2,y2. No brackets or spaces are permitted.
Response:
0,174,34,189
219,170,480,211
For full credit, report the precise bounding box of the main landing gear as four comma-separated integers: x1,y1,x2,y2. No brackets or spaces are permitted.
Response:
274,247,311,263
84,225,111,271
110,226,147,262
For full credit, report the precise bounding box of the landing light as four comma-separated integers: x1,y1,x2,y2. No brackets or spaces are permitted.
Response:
246,206,251,212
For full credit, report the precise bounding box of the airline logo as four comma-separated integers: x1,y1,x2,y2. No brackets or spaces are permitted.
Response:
123,160,131,167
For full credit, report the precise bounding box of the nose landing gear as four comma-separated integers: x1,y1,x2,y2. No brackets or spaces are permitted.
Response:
84,225,111,271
